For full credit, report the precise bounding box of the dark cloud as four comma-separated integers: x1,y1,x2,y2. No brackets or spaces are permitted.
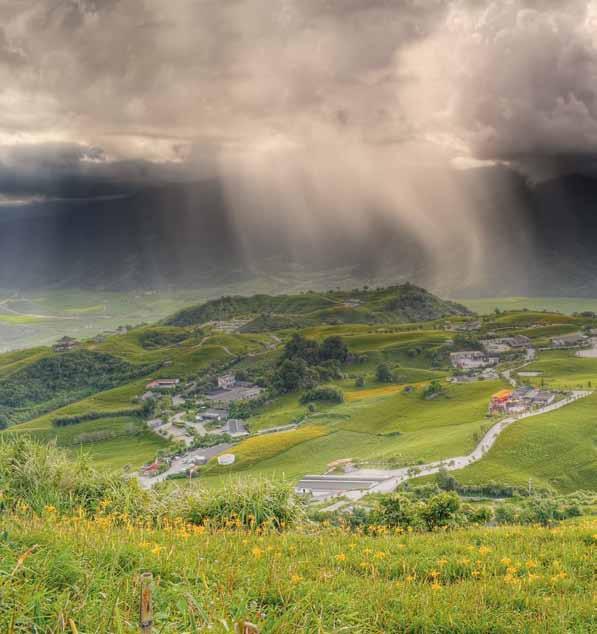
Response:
2,1,597,294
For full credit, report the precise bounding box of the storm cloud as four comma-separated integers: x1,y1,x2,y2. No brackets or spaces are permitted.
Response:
1,1,596,293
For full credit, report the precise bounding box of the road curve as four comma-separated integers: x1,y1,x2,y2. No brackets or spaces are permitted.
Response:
342,390,592,500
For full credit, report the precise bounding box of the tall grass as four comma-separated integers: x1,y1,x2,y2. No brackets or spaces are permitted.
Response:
0,509,594,632
0,437,300,527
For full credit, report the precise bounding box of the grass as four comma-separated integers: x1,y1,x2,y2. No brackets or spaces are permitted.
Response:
457,295,597,315
0,508,594,632
452,393,597,493
200,380,503,487
205,425,329,473
520,350,597,390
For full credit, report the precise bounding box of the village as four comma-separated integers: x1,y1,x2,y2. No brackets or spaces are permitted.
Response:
138,372,265,480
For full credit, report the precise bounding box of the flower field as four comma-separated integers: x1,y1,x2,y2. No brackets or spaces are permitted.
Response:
0,507,594,633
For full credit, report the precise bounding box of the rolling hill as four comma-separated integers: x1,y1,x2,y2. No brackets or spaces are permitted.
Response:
165,283,471,329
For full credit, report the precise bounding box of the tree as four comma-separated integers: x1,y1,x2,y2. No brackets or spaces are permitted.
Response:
355,375,365,388
373,494,422,529
0,413,8,430
376,363,394,383
420,492,461,529
273,358,309,393
320,336,348,363
282,333,320,365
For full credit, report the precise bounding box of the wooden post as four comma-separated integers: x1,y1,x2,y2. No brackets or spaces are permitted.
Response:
140,572,153,633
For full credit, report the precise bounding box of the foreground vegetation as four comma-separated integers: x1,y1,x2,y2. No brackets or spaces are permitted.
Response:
0,438,593,633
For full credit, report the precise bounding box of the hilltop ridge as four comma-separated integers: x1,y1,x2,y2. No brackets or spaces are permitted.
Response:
165,283,471,329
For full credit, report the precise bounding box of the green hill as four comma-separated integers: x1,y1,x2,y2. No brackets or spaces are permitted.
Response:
165,283,472,328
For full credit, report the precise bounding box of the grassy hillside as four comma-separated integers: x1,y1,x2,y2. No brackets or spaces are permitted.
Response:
0,432,594,632
199,380,502,486
452,393,597,493
0,350,155,424
1,510,594,633
458,295,597,315
165,284,471,328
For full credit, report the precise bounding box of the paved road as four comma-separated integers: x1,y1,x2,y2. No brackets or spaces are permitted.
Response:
327,390,592,502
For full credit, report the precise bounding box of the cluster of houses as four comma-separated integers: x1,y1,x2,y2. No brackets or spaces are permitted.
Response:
207,373,264,404
450,350,498,371
489,386,556,415
195,407,249,438
481,335,531,354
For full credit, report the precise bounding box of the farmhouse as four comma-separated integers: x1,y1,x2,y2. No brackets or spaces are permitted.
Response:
196,408,228,422
552,333,587,348
217,374,236,389
450,351,496,370
53,336,79,353
146,378,180,390
489,389,513,414
451,320,482,332
482,335,531,354
490,386,556,414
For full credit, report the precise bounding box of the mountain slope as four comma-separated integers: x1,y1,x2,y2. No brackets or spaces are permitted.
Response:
164,284,472,328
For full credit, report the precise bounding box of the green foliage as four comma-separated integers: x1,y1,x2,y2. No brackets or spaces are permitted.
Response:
300,386,344,405
320,335,349,362
371,492,462,530
0,350,154,423
283,333,321,365
376,362,394,383
165,284,472,328
423,379,444,399
138,328,189,349
52,409,142,427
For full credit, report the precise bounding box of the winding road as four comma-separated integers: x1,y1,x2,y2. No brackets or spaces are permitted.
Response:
321,389,592,504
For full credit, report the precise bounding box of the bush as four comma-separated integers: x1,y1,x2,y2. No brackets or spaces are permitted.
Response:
53,409,141,427
300,387,344,404
376,363,394,383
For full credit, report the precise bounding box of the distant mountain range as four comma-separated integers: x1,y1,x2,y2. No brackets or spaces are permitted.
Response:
2,168,597,296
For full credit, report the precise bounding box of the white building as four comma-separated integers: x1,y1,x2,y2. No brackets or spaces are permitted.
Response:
217,374,236,389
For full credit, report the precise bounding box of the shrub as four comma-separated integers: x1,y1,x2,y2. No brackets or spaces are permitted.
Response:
376,363,394,383
300,387,344,404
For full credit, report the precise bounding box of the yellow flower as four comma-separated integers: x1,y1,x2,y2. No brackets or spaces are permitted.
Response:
252,547,263,559
471,569,480,578
336,553,347,562
500,557,512,566
429,570,440,579
526,560,538,569
431,582,441,591
459,557,471,565
44,505,57,514
478,546,491,556
151,545,163,556
506,566,518,576
405,574,415,583
290,574,302,585
437,558,448,567
374,551,386,560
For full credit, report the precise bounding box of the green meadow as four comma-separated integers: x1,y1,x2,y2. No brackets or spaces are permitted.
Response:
454,393,597,493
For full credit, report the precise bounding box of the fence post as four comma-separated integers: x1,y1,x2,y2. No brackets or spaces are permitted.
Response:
140,572,153,633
